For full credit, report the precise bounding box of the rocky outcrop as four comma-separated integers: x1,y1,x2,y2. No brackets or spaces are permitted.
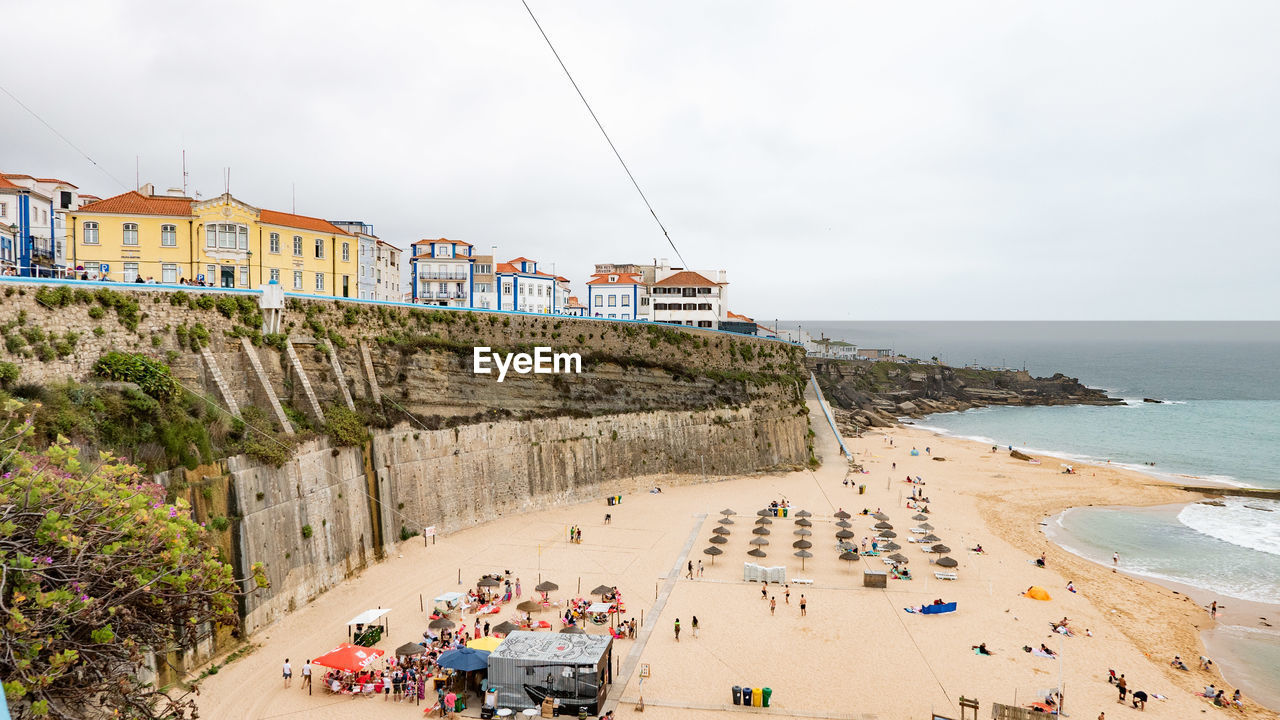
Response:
809,357,1120,436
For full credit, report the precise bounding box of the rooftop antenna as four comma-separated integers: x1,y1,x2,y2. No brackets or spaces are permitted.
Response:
292,182,296,214
135,156,139,190
181,150,188,196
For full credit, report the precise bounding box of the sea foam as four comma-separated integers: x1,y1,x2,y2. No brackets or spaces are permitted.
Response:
1179,499,1280,557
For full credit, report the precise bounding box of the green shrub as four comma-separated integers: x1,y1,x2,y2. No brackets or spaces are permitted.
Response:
93,326,105,337
20,326,44,344
209,515,231,531
262,333,288,351
301,524,313,539
35,343,55,362
91,351,181,401
35,285,75,308
88,306,106,320
188,323,210,350
325,406,368,447
5,334,24,354
0,361,18,387
214,296,238,318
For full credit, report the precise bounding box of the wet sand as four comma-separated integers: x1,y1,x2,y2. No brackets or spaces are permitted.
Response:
195,396,1278,719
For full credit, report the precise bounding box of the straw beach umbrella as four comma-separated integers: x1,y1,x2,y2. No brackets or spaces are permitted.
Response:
874,522,893,530
535,581,558,593
720,509,736,516
718,517,735,525
880,541,901,552
839,550,859,564
559,626,585,635
837,541,855,553
795,510,813,518
917,522,934,531
835,520,852,529
794,528,812,537
590,585,614,597
756,509,772,517
755,517,773,525
752,526,771,536
888,553,909,564
429,617,456,630
878,530,897,539
750,537,769,547
835,529,855,539
912,513,929,521
703,546,724,564
931,544,951,554
921,534,941,543
794,550,813,569
937,556,959,568
477,577,501,588
792,539,813,550
873,512,890,521
834,510,852,520
492,621,519,636
712,526,730,535
709,535,728,545
747,548,767,558
795,518,813,527
516,600,542,613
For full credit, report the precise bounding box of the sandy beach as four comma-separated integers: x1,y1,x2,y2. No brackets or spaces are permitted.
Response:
195,394,1278,720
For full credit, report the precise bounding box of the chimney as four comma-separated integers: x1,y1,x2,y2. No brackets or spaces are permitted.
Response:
165,187,185,197
717,270,727,283
139,182,155,196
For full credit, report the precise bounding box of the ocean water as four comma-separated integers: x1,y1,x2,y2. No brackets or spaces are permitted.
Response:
784,321,1280,704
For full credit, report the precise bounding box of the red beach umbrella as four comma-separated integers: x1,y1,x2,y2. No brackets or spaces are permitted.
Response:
312,643,385,672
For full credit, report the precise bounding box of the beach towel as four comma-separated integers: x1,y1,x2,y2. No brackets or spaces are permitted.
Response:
920,602,957,615
1032,649,1056,659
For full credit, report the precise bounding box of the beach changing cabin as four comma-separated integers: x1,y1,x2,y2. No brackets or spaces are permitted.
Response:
486,631,613,714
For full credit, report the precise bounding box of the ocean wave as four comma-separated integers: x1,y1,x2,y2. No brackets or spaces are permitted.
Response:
1179,499,1280,557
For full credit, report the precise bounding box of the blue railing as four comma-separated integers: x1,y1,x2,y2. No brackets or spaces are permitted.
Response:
0,275,803,348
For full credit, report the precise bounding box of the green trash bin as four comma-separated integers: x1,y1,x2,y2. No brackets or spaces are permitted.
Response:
762,687,772,707
781,507,788,518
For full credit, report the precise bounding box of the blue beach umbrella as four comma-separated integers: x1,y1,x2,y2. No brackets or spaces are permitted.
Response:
437,647,490,672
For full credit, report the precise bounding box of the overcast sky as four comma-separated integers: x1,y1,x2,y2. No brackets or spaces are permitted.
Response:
4,1,1279,319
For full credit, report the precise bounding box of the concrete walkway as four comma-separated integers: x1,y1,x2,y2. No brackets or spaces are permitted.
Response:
602,512,706,713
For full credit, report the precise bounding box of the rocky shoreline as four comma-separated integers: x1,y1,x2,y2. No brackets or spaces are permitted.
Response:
807,357,1121,436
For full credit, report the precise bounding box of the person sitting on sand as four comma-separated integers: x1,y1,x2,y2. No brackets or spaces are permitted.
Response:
972,643,993,655
1214,690,1228,707
1036,553,1047,567
1233,689,1243,709
1066,581,1077,593
1171,655,1188,671
1039,643,1057,658
1205,684,1217,697
972,544,984,553
1130,690,1147,709
1200,655,1214,671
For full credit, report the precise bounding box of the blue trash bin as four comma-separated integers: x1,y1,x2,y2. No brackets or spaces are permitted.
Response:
742,686,752,705
732,686,741,705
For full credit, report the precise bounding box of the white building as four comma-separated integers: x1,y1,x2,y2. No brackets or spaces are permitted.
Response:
330,221,378,299
410,238,474,307
649,268,728,329
374,239,401,302
554,275,572,315
496,257,557,313
1,172,82,276
563,295,587,317
586,271,648,321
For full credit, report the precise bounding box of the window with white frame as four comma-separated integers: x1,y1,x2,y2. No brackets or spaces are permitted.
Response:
83,221,99,244
503,282,512,295
314,238,325,259
162,263,177,283
123,262,139,282
122,223,139,246
293,270,303,289
269,233,280,253
293,236,302,256
342,242,350,262
608,295,616,306
270,268,280,283
205,223,248,250
206,264,215,282
594,295,603,306
161,224,177,247
621,295,630,306
239,266,249,286
315,272,324,291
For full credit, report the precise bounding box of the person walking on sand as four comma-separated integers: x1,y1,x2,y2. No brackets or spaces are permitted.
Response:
1113,551,1119,567
785,585,791,604
692,615,699,638
687,561,693,579
1116,673,1127,703
770,597,776,615
282,658,292,688
761,581,768,599
1211,600,1217,617
673,618,681,641
302,659,312,693
800,595,807,616
698,560,703,577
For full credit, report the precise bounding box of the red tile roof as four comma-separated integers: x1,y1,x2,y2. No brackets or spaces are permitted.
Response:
0,176,22,190
38,178,77,187
412,237,471,246
653,270,719,287
259,209,350,235
77,190,193,216
586,272,644,285
508,256,533,263
727,311,754,322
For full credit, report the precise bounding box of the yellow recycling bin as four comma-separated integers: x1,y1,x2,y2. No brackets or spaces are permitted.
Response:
752,687,762,707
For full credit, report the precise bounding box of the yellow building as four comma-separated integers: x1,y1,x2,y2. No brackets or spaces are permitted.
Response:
69,185,357,297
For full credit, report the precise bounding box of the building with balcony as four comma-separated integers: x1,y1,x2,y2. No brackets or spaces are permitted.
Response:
1,172,82,277
586,271,648,321
649,269,728,328
331,221,378,300
68,186,357,296
470,254,496,309
410,238,474,306
496,257,557,313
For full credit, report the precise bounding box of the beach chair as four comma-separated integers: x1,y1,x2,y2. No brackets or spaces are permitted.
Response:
362,683,376,696
934,572,958,581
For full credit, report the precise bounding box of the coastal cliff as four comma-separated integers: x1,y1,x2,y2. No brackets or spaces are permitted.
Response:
807,356,1119,435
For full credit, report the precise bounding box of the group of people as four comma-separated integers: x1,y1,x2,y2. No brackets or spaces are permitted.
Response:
567,525,584,543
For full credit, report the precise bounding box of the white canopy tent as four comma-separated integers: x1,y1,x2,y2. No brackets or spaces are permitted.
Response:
346,608,391,640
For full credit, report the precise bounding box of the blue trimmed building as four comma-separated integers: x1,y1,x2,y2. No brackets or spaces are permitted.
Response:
1,173,79,277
